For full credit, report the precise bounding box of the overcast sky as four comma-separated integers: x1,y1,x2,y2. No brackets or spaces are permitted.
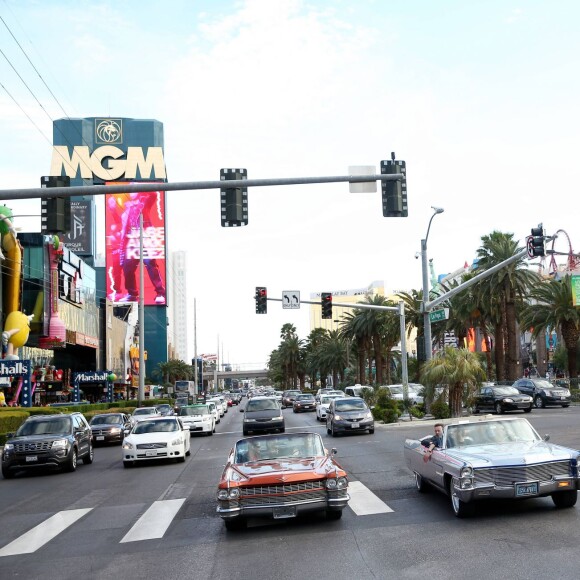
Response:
1,0,578,369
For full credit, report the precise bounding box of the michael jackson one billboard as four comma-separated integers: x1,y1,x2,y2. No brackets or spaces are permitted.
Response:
105,186,167,305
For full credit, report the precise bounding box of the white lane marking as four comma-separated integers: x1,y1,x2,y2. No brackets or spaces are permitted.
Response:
120,498,185,543
348,481,394,515
0,508,93,556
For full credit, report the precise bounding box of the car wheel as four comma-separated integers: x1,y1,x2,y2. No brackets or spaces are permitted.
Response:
224,517,247,531
243,429,249,436
2,466,14,479
177,447,186,463
534,396,545,408
279,427,285,433
82,444,94,465
523,407,532,413
368,428,375,435
495,402,503,415
473,406,480,414
415,472,428,493
208,429,213,436
186,446,191,456
326,509,342,521
552,490,577,508
331,423,338,437
562,404,570,408
326,423,331,435
123,461,134,468
65,448,78,472
449,479,475,518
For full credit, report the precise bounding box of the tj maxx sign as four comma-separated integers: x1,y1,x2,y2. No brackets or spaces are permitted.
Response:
50,145,166,180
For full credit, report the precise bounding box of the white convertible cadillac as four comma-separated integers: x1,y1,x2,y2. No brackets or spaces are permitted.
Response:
404,417,580,518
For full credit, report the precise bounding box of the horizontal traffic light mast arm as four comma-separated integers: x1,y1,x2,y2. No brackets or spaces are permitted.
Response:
0,174,403,201
267,297,400,312
424,247,530,313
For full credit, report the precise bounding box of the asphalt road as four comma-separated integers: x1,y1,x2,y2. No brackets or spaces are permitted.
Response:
1,404,579,580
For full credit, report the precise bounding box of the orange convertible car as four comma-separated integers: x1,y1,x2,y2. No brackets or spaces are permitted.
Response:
216,432,350,530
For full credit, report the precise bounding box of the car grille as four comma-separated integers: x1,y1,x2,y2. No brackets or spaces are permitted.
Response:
15,442,52,452
240,481,327,507
136,442,168,449
475,461,570,486
345,417,364,422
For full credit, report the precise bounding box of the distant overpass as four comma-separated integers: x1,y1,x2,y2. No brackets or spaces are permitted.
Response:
214,369,269,380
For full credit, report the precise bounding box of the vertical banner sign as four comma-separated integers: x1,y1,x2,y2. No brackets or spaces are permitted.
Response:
61,200,93,255
105,185,167,306
572,275,580,307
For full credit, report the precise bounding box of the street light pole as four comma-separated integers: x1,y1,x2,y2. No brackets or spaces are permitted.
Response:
421,206,444,362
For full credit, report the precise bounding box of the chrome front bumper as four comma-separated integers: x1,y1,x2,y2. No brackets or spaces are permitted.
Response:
454,478,580,502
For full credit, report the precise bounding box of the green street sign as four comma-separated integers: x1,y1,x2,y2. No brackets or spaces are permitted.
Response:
429,308,449,323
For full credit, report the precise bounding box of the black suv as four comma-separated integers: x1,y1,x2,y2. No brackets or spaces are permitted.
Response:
2,413,93,478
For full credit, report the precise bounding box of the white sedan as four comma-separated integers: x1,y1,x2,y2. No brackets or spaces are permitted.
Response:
316,394,343,421
177,404,215,436
122,417,191,467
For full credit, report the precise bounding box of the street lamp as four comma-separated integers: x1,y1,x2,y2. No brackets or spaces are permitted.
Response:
421,206,444,362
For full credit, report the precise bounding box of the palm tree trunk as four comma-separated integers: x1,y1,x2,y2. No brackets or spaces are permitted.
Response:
358,340,365,384
494,322,504,381
482,328,493,380
451,382,463,417
505,283,519,381
373,334,382,387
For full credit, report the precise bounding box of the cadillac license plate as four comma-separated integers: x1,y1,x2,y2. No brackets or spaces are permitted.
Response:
515,482,539,497
273,506,296,519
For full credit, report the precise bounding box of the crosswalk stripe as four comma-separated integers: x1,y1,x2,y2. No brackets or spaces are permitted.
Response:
120,498,185,543
348,481,394,515
0,508,93,557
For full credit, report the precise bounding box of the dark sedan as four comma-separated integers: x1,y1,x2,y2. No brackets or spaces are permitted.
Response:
513,378,572,408
281,390,301,409
293,394,316,413
89,413,131,444
473,386,533,414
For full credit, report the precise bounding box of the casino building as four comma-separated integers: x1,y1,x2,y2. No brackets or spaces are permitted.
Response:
0,117,169,405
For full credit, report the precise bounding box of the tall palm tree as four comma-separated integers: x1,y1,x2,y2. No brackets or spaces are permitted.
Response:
475,231,536,381
340,310,368,384
319,330,348,388
520,275,580,378
421,347,486,417
156,359,192,384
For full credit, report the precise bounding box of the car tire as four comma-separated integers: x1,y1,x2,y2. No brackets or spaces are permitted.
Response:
448,479,475,518
473,406,480,414
326,423,331,435
368,428,375,435
552,490,577,509
562,404,570,408
65,448,78,472
243,429,249,436
82,444,94,465
415,472,428,493
326,510,342,521
495,402,503,415
186,447,191,456
224,517,247,531
534,396,545,408
123,461,134,468
331,423,338,438
208,429,213,436
523,407,532,413
2,466,14,479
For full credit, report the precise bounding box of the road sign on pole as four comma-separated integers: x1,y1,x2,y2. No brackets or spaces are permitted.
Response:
429,308,449,323
282,291,300,309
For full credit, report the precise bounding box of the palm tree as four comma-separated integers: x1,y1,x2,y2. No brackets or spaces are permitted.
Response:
520,275,580,378
156,359,192,384
475,231,536,381
340,310,368,384
318,330,348,387
397,289,425,359
421,347,486,417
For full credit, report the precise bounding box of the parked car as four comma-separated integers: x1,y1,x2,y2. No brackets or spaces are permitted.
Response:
178,404,215,436
242,396,284,436
122,416,190,467
513,378,571,408
473,386,533,414
344,385,373,398
281,390,301,409
404,417,580,518
326,397,374,436
293,394,316,413
216,432,350,530
316,394,343,421
89,413,131,445
2,413,93,478
379,384,424,405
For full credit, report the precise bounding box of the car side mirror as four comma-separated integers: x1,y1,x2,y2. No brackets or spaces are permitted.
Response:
123,429,131,435
6,432,14,438
331,448,338,455
544,434,550,441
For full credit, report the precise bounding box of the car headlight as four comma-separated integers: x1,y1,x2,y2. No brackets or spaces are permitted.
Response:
4,443,14,451
228,488,240,499
110,428,122,433
271,416,283,421
326,478,338,489
217,489,229,500
365,412,373,420
122,441,133,450
51,439,68,449
460,466,473,478
337,477,348,489
334,414,343,421
503,398,514,403
244,418,256,422
171,437,182,446
461,478,473,489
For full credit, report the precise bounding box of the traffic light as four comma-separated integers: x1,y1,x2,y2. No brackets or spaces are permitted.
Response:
40,175,71,234
255,287,267,314
220,168,248,227
381,158,407,217
321,292,332,319
529,225,545,257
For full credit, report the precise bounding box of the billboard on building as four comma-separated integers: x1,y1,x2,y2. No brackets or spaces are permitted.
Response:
105,186,167,306
61,200,93,255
